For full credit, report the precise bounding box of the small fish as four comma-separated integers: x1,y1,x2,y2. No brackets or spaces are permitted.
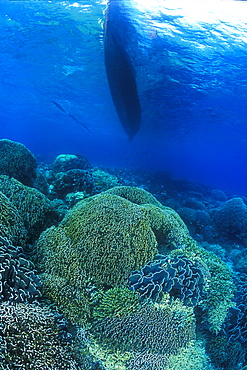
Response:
51,100,92,134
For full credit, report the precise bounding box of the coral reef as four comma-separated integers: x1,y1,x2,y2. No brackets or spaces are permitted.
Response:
0,191,27,246
40,272,92,325
34,226,92,325
36,193,157,289
0,175,54,243
170,242,235,333
35,188,191,323
212,197,247,243
0,235,41,303
167,341,214,370
129,254,205,306
103,185,164,207
92,298,196,355
206,335,246,370
52,154,92,172
52,169,97,199
0,301,82,369
93,169,122,191
92,287,140,319
0,139,37,186
126,352,169,370
222,273,247,346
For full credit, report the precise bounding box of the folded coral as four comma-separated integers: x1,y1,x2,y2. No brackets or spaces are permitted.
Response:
129,254,205,306
0,235,41,303
222,273,247,345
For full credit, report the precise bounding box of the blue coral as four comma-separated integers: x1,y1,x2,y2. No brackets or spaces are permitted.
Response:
222,273,247,346
129,254,205,306
0,235,41,303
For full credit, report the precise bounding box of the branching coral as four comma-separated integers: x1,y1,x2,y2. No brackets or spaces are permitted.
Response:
126,351,169,370
92,298,196,355
167,341,214,370
103,186,164,207
52,154,92,172
52,169,97,199
92,287,140,319
93,169,122,191
0,302,82,369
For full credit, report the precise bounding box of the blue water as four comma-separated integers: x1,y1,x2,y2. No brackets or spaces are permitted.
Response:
1,0,247,195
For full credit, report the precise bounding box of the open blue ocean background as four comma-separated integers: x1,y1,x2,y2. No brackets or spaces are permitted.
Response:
1,0,247,195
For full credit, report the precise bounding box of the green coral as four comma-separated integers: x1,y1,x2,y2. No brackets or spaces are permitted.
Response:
0,139,37,186
0,191,27,246
104,185,163,207
41,273,92,325
206,335,246,370
93,287,140,319
51,193,159,288
35,188,190,324
0,301,82,369
170,241,235,333
93,169,122,190
92,297,196,355
142,203,193,252
0,175,54,243
167,340,214,370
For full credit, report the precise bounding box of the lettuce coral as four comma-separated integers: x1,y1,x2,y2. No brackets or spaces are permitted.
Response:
129,254,205,306
0,235,41,303
170,242,235,333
